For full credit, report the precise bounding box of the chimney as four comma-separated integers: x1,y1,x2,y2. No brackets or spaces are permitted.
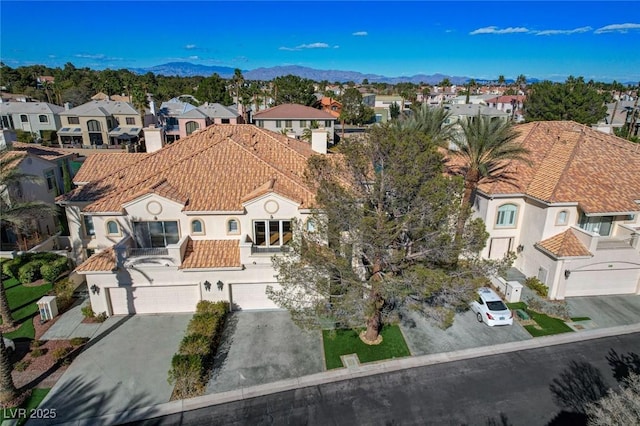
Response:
311,129,328,154
64,102,71,110
143,126,166,153
150,100,156,116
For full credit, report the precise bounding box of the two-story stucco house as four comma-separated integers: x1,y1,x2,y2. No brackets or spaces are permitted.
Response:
58,124,325,315
0,102,64,140
253,104,337,144
463,121,640,300
57,100,144,149
1,142,75,251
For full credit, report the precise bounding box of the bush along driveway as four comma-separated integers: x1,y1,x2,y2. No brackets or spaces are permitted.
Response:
507,302,573,337
168,301,229,400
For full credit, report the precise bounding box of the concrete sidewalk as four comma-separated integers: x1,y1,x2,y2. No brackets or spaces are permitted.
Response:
40,296,121,340
50,323,640,426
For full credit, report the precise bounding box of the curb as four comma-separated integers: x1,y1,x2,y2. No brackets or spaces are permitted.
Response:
48,322,640,426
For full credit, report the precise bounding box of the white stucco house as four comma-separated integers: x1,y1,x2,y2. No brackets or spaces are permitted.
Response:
253,104,337,144
460,121,640,300
58,124,326,315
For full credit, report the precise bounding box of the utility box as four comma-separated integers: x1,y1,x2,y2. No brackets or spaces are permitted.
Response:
505,281,523,303
38,296,58,322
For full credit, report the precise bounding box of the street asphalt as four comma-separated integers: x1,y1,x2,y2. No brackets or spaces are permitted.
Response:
30,314,191,426
129,332,640,426
206,311,324,394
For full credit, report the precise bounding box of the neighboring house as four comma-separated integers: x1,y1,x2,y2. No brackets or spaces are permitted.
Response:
593,100,639,136
178,103,243,138
443,104,510,124
371,95,411,123
423,87,459,105
57,100,144,149
156,96,198,144
1,142,74,251
58,124,328,315
253,104,337,143
460,121,640,300
320,97,342,118
449,94,496,105
0,102,64,139
485,95,526,122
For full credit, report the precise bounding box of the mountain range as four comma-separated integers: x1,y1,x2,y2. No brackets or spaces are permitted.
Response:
129,62,477,85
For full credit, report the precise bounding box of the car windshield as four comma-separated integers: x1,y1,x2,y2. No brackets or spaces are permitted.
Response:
486,301,508,311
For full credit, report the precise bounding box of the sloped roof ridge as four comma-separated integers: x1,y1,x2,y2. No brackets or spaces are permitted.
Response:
548,126,586,201
225,132,313,200
254,126,313,163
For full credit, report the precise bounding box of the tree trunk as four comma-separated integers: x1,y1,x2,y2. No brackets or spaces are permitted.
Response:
362,261,383,344
0,281,15,328
0,331,17,404
455,171,480,245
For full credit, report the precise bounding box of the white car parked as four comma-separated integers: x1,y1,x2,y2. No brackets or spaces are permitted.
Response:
470,287,513,326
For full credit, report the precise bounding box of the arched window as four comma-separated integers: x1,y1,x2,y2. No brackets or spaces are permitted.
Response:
20,114,28,123
106,220,119,235
556,210,569,226
191,219,204,234
39,115,48,123
227,219,239,234
185,121,199,135
87,120,101,132
496,204,518,227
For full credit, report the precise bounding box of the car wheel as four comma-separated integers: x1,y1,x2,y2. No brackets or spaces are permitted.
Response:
476,312,483,323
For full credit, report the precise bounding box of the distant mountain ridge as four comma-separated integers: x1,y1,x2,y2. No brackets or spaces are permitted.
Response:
128,62,474,85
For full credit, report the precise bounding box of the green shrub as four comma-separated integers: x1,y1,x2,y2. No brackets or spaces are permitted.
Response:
18,260,45,284
41,130,57,143
2,258,22,279
196,300,229,317
70,337,89,346
524,296,570,320
95,312,107,323
525,277,549,297
53,278,75,311
81,303,95,319
30,340,43,349
31,347,46,357
186,313,220,338
41,257,69,283
51,346,72,362
14,360,31,372
179,334,211,357
168,354,204,399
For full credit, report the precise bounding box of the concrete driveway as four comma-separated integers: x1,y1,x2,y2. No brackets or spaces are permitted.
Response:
33,314,191,425
207,311,324,394
400,309,531,356
567,294,640,328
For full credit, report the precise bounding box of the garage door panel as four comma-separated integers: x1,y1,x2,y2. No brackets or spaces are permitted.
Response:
565,270,640,297
109,286,199,315
230,283,282,311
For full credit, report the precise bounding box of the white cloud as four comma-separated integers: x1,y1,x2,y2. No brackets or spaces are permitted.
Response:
470,26,530,35
48,55,56,58
352,31,368,36
188,55,199,60
535,26,592,36
279,42,330,51
333,45,340,49
185,44,197,50
75,53,106,59
594,23,640,34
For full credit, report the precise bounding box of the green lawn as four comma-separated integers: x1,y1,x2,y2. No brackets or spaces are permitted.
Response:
2,277,52,340
322,325,411,370
507,302,573,337
570,317,591,322
0,388,50,424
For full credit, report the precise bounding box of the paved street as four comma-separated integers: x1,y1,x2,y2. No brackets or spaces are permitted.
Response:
130,333,640,426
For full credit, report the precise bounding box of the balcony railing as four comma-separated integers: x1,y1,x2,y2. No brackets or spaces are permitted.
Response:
251,245,290,254
127,247,169,257
596,238,634,250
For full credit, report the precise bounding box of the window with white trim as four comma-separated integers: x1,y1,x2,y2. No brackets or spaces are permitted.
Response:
495,204,517,227
578,214,613,236
191,219,204,235
83,215,95,237
253,220,292,247
39,115,48,123
106,220,119,235
556,210,569,226
227,219,239,234
185,121,199,135
133,221,179,248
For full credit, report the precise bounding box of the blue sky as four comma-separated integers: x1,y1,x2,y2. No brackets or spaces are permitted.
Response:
1,1,639,82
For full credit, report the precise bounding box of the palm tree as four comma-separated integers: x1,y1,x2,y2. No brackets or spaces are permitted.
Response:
0,331,17,404
394,103,455,147
450,114,530,239
498,75,506,87
515,74,527,93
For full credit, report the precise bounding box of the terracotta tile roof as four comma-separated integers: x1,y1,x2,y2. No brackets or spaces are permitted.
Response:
468,121,640,214
181,239,241,269
61,125,319,212
253,104,336,120
73,153,148,183
9,142,73,162
75,248,116,272
536,229,592,258
122,178,189,206
485,95,526,104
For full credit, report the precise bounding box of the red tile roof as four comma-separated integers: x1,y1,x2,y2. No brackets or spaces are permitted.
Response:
253,104,336,120
61,124,319,213
451,121,640,214
181,239,241,269
75,248,116,272
536,229,592,258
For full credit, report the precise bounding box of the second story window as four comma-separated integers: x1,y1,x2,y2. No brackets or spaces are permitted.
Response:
253,220,292,247
579,214,613,237
133,221,179,248
191,219,204,235
285,120,292,128
106,220,120,235
496,204,517,227
556,210,569,226
20,115,28,123
39,115,48,123
325,120,332,128
44,169,56,192
126,117,135,125
227,219,239,234
275,120,282,128
87,120,101,132
83,215,95,238
68,117,79,125
299,120,306,127
185,121,199,136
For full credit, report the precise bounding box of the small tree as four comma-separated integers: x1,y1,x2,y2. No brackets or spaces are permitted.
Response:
389,102,400,120
0,331,18,404
586,373,640,426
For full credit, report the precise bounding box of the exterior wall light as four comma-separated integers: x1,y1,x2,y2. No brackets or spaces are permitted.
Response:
217,280,224,291
564,270,571,279
203,280,212,291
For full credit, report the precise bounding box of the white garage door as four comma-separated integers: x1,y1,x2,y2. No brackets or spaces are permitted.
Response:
230,283,282,311
109,285,200,315
564,269,640,297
